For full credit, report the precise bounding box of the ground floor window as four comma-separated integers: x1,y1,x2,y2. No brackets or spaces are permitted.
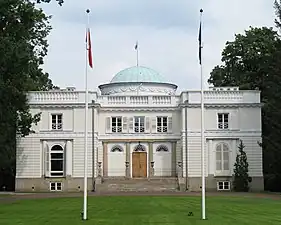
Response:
46,144,64,177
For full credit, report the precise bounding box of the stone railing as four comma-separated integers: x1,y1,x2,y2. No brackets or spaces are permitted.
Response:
182,90,260,104
97,95,180,107
28,91,97,104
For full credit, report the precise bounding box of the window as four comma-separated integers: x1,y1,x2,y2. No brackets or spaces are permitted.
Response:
50,145,64,177
111,145,124,152
217,181,230,191
134,116,145,133
111,117,122,133
156,145,169,152
157,117,168,133
51,114,62,130
218,113,229,129
50,182,62,191
216,143,230,172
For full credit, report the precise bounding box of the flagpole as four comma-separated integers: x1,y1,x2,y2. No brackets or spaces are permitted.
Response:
199,8,206,220
83,8,90,221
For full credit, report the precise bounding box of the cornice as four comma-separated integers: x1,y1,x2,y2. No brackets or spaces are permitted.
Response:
179,103,262,108
30,103,94,109
98,106,179,112
29,102,262,109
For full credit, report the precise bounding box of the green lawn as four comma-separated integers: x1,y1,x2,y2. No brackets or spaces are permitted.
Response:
0,195,281,225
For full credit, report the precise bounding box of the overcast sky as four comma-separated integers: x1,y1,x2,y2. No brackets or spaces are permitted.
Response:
39,0,276,93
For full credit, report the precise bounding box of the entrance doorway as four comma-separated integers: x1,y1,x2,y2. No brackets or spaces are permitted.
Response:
132,152,147,178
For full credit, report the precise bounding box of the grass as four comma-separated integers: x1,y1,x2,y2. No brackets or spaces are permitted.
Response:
0,195,281,225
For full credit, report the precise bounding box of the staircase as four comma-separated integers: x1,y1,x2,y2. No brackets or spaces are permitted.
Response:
94,177,179,193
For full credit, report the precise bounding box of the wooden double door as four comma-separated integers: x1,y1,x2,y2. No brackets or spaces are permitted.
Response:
132,152,147,177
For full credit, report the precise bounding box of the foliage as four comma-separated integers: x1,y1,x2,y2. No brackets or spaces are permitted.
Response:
35,0,64,5
0,0,54,190
274,0,281,30
208,26,281,191
233,141,252,192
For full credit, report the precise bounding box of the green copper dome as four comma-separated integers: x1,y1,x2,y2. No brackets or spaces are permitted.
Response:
110,66,166,83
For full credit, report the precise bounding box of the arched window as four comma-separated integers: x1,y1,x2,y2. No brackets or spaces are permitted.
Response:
50,144,64,177
134,143,146,152
156,145,169,152
111,145,124,152
216,143,229,171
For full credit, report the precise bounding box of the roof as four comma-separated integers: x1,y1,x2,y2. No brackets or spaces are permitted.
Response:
110,66,167,83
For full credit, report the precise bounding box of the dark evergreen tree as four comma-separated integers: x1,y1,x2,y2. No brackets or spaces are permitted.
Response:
0,0,55,191
233,141,252,192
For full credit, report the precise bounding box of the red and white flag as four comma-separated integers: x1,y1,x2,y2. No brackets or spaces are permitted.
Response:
86,28,93,68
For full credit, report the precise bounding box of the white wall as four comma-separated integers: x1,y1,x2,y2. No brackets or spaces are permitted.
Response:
34,107,93,133
107,143,126,176
16,136,41,178
18,89,262,180
99,111,175,135
153,142,172,176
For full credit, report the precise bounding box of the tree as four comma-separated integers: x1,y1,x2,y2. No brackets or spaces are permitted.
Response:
208,26,281,192
274,0,281,30
0,0,54,190
233,141,252,192
35,0,64,5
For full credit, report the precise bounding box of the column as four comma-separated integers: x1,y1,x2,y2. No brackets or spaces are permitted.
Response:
209,139,213,175
125,142,130,178
176,141,183,178
148,142,154,177
42,141,47,177
171,142,176,177
181,107,186,132
92,106,96,183
102,142,108,177
66,140,72,177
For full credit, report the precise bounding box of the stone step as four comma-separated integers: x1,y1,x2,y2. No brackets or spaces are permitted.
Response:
95,177,179,192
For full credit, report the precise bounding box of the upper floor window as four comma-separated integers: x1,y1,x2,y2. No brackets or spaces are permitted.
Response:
216,143,230,172
134,116,145,133
51,114,62,130
112,117,122,133
218,113,229,129
157,116,168,133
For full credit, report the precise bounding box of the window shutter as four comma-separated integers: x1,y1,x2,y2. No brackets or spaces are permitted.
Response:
168,116,172,133
105,117,111,133
145,117,150,133
128,117,134,133
122,117,128,133
45,143,50,177
151,117,157,133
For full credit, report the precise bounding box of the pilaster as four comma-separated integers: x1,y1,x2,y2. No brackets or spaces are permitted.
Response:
125,142,130,178
171,141,176,176
66,140,72,176
148,142,154,177
102,142,108,177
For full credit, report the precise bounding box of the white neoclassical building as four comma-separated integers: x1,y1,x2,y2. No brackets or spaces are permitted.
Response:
15,66,264,192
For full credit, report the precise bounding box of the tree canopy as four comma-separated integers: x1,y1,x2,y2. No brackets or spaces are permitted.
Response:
35,0,64,5
208,26,281,191
0,0,55,190
274,0,281,30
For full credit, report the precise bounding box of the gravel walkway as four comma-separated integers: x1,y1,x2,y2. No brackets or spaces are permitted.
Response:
0,191,280,203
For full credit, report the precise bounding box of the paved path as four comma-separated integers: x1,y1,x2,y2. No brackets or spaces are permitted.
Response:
0,191,280,203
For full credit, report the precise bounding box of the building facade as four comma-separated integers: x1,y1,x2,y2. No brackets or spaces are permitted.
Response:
15,66,264,192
